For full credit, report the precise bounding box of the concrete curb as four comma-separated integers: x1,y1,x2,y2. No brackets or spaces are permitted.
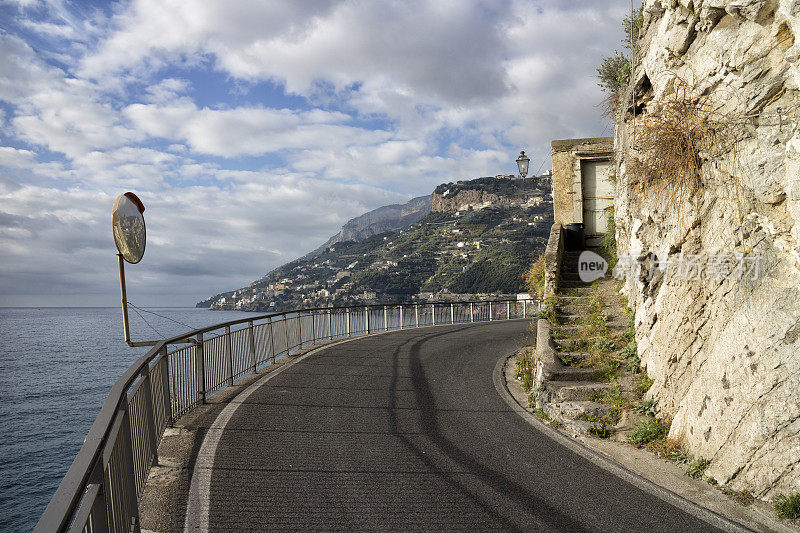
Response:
493,352,754,533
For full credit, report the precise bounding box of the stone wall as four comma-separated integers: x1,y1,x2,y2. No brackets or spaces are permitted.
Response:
615,0,800,498
543,222,564,298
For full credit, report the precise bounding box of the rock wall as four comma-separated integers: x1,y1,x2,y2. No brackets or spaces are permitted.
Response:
615,0,800,497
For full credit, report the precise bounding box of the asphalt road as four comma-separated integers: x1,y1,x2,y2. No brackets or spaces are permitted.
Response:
193,320,726,531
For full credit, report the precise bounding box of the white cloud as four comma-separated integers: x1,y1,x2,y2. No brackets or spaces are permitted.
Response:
0,146,37,167
0,0,629,305
123,102,390,157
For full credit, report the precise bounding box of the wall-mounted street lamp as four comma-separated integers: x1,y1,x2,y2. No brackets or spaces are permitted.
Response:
516,150,530,179
112,192,158,347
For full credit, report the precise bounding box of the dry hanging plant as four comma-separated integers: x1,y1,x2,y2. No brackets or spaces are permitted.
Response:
626,74,741,215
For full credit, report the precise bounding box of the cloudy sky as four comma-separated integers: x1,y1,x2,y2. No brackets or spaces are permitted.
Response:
0,0,628,307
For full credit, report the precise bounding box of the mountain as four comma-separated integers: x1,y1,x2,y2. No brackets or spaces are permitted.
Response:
302,195,431,260
197,175,553,311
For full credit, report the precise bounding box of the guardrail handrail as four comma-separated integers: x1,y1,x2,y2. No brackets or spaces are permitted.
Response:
35,298,538,532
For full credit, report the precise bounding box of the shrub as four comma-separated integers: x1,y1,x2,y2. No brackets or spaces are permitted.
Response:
627,418,668,447
525,254,546,299
597,52,631,97
626,75,739,216
774,493,800,520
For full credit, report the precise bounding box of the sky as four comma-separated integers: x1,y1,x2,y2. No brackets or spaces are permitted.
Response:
0,0,629,307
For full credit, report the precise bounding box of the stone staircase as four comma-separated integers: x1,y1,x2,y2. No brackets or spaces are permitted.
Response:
535,250,613,434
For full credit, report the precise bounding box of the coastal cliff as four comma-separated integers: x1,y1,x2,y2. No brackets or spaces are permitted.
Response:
615,0,799,498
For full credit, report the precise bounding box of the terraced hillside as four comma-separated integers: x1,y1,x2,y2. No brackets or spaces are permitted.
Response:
198,176,552,312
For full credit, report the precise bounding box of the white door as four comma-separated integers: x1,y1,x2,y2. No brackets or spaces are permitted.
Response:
581,160,614,247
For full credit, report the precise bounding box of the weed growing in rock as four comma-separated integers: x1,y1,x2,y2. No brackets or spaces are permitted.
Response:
515,350,535,393
627,418,668,447
634,397,658,418
621,340,640,372
588,420,613,438
536,307,558,324
634,375,654,397
686,457,711,479
557,352,578,366
533,407,550,421
775,493,800,520
593,338,616,353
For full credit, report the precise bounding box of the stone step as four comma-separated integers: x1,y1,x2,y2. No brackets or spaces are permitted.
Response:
555,296,591,304
555,351,592,365
554,337,600,350
556,312,585,324
545,401,613,420
555,319,583,329
549,367,600,382
547,381,609,402
559,280,594,288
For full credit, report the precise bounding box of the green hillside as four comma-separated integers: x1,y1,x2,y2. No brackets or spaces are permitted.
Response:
198,177,552,311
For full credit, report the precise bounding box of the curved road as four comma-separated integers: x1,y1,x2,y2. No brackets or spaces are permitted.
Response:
185,321,730,532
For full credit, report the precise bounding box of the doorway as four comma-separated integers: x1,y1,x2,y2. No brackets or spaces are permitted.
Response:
581,159,614,247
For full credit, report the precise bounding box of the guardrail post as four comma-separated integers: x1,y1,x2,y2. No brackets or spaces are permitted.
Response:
248,320,257,373
346,308,351,336
159,347,172,426
523,299,527,318
431,303,436,325
489,302,493,321
311,310,316,345
383,305,388,331
415,304,419,327
450,303,454,324
507,301,511,320
284,316,290,356
87,460,109,533
118,398,140,533
195,333,206,404
365,307,370,334
328,309,333,340
470,302,474,323
269,317,276,364
139,366,159,467
225,326,233,386
399,305,404,329
297,313,303,350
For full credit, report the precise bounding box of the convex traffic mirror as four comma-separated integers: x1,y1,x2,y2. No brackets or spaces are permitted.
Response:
112,192,146,264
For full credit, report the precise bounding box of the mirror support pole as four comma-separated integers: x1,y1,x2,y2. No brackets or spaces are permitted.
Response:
119,254,132,346
118,253,158,348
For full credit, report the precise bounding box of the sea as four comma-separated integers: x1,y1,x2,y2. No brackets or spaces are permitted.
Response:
0,306,264,533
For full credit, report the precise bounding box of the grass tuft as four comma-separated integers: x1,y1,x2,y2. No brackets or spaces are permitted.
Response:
627,418,667,447
686,457,711,479
774,493,800,520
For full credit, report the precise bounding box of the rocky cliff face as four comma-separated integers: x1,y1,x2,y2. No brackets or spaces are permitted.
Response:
307,195,431,258
431,176,548,213
615,0,799,497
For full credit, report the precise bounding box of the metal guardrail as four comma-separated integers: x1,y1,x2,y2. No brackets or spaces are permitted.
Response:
35,298,538,533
